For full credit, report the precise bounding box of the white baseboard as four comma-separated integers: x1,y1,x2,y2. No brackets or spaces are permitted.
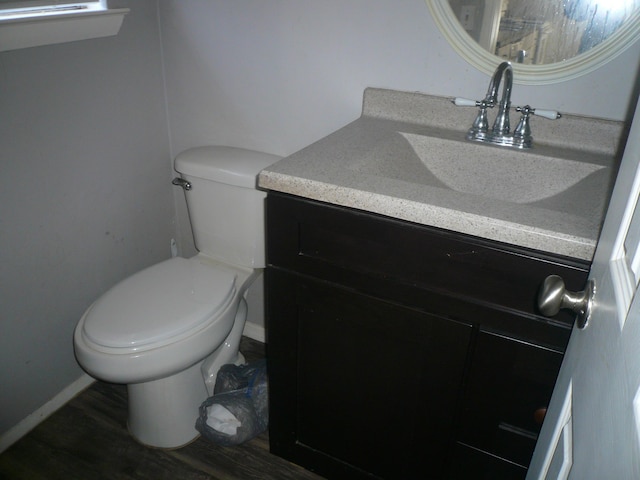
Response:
0,374,95,454
242,322,265,343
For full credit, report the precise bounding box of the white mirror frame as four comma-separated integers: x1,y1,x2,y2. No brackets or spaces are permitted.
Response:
426,0,640,85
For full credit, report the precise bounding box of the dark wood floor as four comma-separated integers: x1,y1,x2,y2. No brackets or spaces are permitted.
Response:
0,337,325,480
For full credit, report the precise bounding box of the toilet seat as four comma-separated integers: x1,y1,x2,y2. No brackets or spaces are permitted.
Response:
81,257,237,351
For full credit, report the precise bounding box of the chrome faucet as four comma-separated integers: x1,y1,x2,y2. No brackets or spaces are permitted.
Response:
453,61,560,149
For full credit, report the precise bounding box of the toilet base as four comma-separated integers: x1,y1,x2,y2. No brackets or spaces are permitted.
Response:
125,299,249,449
127,361,207,449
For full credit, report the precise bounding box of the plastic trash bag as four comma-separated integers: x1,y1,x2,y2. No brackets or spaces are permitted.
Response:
195,360,268,446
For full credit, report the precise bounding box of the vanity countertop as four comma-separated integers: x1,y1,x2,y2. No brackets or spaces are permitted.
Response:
258,88,624,261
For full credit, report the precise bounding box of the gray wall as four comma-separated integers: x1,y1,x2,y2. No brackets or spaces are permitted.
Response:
0,0,173,434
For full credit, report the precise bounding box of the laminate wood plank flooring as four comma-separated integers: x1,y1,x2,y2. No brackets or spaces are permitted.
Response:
0,337,325,480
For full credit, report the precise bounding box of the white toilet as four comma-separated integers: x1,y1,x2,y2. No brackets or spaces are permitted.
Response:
73,146,281,449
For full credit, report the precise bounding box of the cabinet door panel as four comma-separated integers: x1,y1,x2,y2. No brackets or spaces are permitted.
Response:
267,269,473,479
449,443,527,480
458,330,563,467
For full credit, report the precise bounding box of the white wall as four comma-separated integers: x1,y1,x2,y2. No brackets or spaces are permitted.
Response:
0,0,173,436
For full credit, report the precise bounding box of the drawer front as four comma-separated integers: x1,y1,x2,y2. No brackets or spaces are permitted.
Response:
267,193,589,336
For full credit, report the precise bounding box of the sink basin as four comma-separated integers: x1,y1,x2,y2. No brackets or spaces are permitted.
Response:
346,132,605,204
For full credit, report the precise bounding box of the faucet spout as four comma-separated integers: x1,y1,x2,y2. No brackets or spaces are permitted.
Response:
484,61,510,106
488,62,513,135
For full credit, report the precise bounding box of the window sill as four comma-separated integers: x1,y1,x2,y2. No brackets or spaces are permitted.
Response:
0,7,129,52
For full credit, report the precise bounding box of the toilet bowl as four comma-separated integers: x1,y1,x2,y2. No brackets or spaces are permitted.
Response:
73,146,281,449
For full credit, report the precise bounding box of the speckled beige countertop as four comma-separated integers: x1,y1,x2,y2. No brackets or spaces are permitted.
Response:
258,88,625,261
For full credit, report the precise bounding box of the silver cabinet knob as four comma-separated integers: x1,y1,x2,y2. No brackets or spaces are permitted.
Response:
538,275,595,329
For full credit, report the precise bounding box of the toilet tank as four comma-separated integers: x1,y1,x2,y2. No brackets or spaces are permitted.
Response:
174,146,282,268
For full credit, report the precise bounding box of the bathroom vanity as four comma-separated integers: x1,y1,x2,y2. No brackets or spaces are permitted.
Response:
259,88,623,479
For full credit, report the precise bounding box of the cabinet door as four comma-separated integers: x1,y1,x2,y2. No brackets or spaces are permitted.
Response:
267,269,473,480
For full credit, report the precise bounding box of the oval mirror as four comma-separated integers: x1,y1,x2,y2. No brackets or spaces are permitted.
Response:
427,0,640,84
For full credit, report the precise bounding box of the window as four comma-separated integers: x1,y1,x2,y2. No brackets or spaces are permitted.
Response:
0,0,128,52
0,1,104,17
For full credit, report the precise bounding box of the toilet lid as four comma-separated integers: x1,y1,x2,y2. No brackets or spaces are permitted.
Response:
82,257,237,349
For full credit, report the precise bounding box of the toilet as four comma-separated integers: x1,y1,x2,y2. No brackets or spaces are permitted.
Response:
73,146,281,449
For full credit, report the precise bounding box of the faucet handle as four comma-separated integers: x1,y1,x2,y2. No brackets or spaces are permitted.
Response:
533,108,561,120
516,105,562,120
513,105,534,148
452,97,481,107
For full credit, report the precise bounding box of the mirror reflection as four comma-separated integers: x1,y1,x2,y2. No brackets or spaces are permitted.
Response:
447,0,639,65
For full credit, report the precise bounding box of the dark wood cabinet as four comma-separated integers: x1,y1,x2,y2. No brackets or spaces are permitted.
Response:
265,193,590,479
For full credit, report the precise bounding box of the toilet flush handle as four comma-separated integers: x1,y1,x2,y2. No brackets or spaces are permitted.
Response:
172,178,192,191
